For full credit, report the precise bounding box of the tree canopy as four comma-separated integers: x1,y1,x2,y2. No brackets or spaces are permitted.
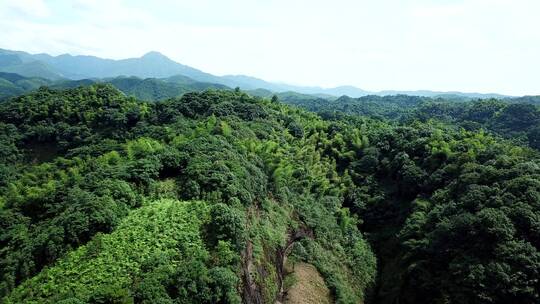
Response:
0,84,538,303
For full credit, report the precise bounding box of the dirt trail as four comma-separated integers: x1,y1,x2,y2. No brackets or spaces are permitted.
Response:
283,262,332,304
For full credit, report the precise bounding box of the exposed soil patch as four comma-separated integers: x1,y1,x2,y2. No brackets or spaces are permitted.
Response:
283,262,332,304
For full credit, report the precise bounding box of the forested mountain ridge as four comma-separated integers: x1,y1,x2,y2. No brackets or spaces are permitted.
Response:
2,71,538,153
285,94,540,151
0,72,230,102
3,72,538,149
0,84,539,303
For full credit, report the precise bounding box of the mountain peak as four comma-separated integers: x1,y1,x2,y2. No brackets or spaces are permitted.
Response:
141,51,168,60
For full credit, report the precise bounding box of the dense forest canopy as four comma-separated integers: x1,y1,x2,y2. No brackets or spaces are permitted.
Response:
2,70,539,154
0,84,539,303
286,94,540,151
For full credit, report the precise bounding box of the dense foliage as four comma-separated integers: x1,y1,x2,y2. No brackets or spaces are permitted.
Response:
409,99,540,149
0,85,375,303
0,84,539,303
285,94,540,151
5,199,243,304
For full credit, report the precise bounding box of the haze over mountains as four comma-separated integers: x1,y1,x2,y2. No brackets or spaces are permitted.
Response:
0,48,510,99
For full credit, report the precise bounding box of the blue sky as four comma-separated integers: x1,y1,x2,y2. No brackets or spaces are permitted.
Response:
1,0,539,95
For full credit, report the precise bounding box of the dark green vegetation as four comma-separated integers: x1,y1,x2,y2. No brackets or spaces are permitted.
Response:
409,99,540,149
0,72,229,102
0,85,375,303
0,72,50,100
0,84,539,303
103,76,229,101
287,94,540,151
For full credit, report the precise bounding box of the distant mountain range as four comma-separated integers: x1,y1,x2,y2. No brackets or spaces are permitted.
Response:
0,48,512,99
0,72,228,101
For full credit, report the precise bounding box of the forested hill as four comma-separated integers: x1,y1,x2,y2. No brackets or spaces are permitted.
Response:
0,85,539,303
284,94,540,150
0,72,230,102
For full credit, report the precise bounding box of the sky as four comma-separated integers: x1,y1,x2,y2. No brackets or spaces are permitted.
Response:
0,0,539,95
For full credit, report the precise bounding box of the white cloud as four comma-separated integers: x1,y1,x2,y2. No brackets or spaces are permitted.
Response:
0,0,539,95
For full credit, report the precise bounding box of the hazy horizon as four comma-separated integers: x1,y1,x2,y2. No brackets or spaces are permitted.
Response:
1,0,539,95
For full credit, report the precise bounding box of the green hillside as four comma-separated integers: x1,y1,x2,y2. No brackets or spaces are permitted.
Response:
5,199,228,303
0,72,50,100
0,54,64,80
107,76,229,101
0,73,230,102
0,85,539,303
